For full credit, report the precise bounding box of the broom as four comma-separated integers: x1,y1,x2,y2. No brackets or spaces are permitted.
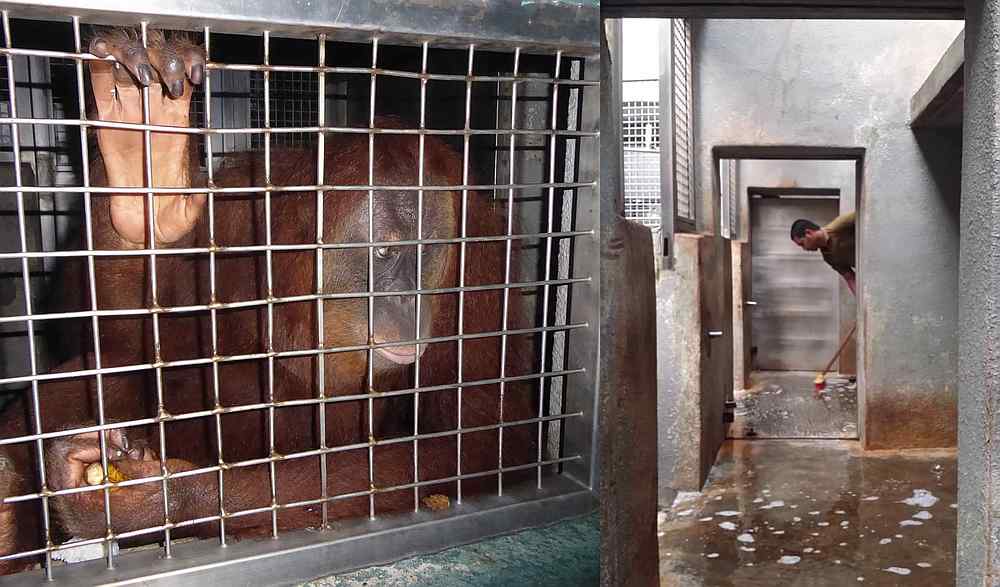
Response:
814,324,857,393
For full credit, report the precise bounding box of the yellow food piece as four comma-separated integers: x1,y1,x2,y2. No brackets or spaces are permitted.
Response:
421,494,450,511
84,462,128,486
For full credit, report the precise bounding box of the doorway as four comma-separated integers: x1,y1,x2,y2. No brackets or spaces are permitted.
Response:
719,154,862,441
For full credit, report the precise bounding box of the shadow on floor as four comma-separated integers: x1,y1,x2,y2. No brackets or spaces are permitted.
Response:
732,371,857,439
659,440,955,586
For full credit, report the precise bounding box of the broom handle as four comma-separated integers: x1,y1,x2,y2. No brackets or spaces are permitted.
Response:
821,323,857,377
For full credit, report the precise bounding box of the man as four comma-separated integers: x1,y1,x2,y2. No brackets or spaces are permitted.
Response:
790,211,856,295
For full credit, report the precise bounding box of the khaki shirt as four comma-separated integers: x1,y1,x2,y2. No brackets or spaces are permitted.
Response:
820,211,855,276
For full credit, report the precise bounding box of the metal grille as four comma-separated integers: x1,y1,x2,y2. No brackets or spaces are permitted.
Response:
670,18,695,223
622,100,658,150
728,159,738,238
0,6,599,584
622,99,661,227
720,158,737,239
624,148,660,227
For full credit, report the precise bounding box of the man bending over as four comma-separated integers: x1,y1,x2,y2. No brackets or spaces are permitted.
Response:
790,211,856,295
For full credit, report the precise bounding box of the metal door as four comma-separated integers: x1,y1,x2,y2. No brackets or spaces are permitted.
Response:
750,196,840,371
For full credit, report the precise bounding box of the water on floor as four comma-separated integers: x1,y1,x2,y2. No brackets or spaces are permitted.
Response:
731,371,857,439
659,440,955,586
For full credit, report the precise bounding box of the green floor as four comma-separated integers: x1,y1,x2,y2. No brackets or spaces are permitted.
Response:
303,511,599,586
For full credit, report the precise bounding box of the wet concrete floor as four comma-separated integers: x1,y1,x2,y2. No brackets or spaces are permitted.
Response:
731,371,857,439
659,440,955,586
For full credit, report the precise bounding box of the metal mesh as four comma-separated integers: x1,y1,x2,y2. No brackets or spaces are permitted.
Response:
671,18,695,223
622,100,658,150
0,12,598,581
622,100,661,227
623,149,660,227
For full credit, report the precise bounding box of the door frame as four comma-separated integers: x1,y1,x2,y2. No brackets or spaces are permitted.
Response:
712,146,866,444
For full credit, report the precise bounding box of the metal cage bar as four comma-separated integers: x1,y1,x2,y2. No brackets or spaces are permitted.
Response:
412,40,429,512
365,37,378,521
314,30,329,531
70,13,116,572
1,10,54,581
202,25,229,548
496,47,521,497
536,50,562,488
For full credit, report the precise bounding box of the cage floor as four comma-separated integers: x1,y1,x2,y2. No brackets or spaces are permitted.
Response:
305,511,598,586
730,371,858,439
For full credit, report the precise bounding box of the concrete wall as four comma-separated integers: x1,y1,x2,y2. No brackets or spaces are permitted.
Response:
693,19,963,449
657,233,732,504
958,2,996,583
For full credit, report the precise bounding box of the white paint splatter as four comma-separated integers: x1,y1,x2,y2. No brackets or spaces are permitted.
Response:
900,520,924,527
950,503,958,509
772,530,785,535
895,535,903,539
879,538,892,545
717,511,741,517
809,511,821,515
839,542,848,547
900,490,938,508
841,521,850,527
835,560,842,564
811,532,820,537
761,500,785,510
753,497,764,503
714,496,723,501
778,555,801,565
676,509,694,517
737,533,755,543
835,510,847,515
793,517,802,522
857,577,865,582
884,567,911,576
706,553,720,559
913,511,933,520
699,517,714,522
804,547,814,553
818,522,830,527
657,532,664,537
740,546,756,552
719,522,737,531
917,562,932,568
861,496,879,501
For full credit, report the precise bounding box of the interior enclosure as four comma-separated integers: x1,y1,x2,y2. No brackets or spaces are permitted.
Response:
616,15,963,510
0,1,600,584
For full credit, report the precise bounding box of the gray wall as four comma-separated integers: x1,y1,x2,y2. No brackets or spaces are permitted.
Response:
693,19,963,449
959,1,998,583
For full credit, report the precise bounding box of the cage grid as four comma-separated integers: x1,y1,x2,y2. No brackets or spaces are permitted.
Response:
0,3,598,584
622,98,662,227
624,148,661,227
